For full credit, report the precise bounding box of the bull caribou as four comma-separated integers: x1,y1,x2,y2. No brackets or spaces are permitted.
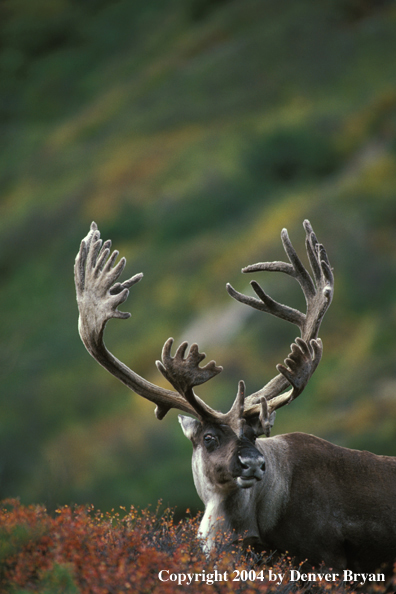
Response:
74,220,396,573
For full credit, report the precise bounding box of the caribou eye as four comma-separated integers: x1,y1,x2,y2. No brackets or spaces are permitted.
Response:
203,434,218,449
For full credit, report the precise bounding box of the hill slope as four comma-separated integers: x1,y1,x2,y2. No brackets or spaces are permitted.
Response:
1,0,396,513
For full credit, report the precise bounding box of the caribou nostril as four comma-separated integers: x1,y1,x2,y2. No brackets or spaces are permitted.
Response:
238,456,249,469
260,461,266,472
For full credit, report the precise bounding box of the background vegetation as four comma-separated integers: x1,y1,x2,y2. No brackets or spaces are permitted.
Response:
1,0,396,519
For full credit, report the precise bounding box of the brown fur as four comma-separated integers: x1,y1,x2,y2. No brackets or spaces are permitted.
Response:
182,419,396,573
257,433,396,572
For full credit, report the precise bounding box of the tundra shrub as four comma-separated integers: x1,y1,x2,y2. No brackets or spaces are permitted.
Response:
0,499,392,593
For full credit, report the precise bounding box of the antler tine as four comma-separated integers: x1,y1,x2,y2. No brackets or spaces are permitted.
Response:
230,220,333,341
156,341,259,432
304,220,321,282
226,220,333,434
258,396,276,437
226,230,310,333
280,226,316,300
75,222,220,423
226,281,304,328
156,338,223,421
227,224,317,332
222,380,246,434
244,336,324,425
301,222,334,340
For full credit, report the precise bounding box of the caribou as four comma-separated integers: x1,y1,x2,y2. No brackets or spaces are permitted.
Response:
74,220,396,573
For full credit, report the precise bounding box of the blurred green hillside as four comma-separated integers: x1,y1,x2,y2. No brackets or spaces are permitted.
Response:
1,0,396,515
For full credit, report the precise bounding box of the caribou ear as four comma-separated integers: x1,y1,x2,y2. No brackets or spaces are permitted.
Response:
178,415,201,441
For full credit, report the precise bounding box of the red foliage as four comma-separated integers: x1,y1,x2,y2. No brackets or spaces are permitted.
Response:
0,499,393,594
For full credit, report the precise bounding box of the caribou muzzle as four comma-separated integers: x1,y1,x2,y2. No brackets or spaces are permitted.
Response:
236,452,266,488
